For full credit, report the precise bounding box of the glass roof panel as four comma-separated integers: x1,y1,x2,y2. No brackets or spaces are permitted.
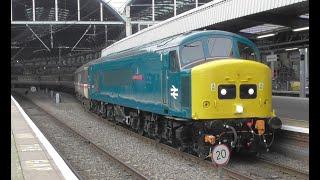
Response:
104,0,129,13
240,24,287,34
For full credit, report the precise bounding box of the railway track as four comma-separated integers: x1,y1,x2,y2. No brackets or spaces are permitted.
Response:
15,94,148,180
256,157,309,179
88,108,309,180
87,110,254,180
56,122,149,180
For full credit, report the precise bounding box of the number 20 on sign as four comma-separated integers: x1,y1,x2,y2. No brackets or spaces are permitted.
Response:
212,144,231,167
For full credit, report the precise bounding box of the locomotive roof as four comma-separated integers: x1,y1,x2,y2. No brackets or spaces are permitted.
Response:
90,30,255,64
157,30,253,48
74,58,101,73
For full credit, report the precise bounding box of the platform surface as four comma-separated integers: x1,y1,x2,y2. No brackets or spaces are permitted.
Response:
273,96,309,122
11,96,78,180
272,96,309,133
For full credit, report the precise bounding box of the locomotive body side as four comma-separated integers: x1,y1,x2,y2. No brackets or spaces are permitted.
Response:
88,47,192,119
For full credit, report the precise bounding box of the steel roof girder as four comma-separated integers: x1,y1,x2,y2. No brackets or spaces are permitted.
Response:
26,24,50,52
11,21,124,25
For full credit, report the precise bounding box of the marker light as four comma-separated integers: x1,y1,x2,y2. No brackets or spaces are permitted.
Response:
248,88,254,95
257,33,275,39
221,89,227,95
235,105,243,114
259,82,264,90
293,26,309,32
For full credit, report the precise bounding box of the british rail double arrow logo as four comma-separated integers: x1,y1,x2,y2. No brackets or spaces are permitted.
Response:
170,85,179,99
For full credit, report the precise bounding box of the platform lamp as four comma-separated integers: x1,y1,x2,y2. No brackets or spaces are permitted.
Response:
293,26,309,32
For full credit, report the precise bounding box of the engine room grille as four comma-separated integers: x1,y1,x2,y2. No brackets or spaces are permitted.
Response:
181,76,191,107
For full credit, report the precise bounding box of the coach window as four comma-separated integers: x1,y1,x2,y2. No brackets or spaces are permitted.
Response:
169,50,180,72
180,40,205,67
237,42,257,60
207,38,233,58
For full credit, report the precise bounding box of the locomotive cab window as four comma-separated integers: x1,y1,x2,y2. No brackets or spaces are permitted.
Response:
207,38,233,59
180,40,205,68
169,50,180,72
237,42,257,60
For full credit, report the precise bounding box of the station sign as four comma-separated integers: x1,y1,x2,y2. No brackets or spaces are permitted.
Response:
212,144,230,166
266,54,278,62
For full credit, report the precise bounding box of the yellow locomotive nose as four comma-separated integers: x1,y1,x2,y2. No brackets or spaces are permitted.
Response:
191,59,273,120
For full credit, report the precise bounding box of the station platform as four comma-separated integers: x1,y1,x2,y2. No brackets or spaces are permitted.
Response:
11,96,78,180
273,96,309,134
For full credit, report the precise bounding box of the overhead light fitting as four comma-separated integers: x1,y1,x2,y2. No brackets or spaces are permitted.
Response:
285,48,298,51
293,26,309,32
257,33,275,39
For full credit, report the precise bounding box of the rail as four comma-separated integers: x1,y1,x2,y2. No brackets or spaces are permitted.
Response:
256,157,309,179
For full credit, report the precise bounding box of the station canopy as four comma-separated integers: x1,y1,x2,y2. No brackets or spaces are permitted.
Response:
11,0,309,76
11,0,127,62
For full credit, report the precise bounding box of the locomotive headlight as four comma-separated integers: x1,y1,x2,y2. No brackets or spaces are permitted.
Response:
235,105,243,114
248,88,254,95
221,89,227,95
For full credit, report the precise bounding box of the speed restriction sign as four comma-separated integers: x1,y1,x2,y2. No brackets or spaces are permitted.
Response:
212,144,230,166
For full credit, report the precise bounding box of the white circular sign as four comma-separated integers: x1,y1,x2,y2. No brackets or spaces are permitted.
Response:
30,86,36,92
212,144,230,166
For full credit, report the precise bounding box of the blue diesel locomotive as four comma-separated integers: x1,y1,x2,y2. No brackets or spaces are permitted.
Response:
74,30,282,158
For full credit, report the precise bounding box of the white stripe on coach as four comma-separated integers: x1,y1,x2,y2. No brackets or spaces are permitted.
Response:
11,95,79,180
281,125,309,134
